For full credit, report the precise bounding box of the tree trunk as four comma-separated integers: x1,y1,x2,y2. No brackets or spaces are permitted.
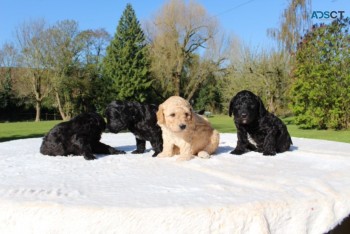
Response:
268,95,276,114
55,92,68,120
35,100,41,122
173,56,185,96
186,73,207,102
174,72,181,96
34,74,42,122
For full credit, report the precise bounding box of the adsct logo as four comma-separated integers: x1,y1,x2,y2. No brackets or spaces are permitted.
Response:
311,11,345,19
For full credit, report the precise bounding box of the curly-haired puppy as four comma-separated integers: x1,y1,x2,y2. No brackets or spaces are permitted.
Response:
40,112,125,160
229,90,292,156
157,96,220,161
105,101,163,157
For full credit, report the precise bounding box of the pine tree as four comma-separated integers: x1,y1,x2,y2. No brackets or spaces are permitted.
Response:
102,4,152,102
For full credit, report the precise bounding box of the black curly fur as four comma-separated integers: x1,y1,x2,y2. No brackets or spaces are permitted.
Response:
105,101,163,157
229,90,292,156
40,112,125,160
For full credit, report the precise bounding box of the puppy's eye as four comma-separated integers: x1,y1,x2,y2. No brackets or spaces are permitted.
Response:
185,112,190,117
170,113,175,117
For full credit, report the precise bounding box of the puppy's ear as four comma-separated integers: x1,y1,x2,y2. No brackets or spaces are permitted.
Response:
228,98,234,117
257,96,267,117
156,104,165,125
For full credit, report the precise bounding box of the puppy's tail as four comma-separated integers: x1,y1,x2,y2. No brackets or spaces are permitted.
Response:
205,129,220,155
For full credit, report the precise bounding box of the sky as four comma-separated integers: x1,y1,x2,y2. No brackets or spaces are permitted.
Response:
0,0,349,49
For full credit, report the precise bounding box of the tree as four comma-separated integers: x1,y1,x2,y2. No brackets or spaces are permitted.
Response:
226,45,291,115
148,0,221,100
290,18,350,129
45,20,82,120
75,29,111,114
0,43,19,68
267,0,311,54
15,19,51,121
102,3,152,103
265,0,312,116
43,21,112,120
0,43,18,109
193,74,223,113
0,53,28,121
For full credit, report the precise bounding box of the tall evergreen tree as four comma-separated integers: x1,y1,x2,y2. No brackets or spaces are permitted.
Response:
102,4,152,102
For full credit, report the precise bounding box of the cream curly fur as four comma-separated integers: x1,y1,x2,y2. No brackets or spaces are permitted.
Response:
157,96,220,161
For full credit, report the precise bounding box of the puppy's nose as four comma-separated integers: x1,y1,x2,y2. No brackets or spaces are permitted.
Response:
241,113,247,118
179,124,186,130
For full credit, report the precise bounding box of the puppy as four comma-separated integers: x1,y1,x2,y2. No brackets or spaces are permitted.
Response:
40,112,125,160
105,101,163,157
229,90,292,156
156,96,220,161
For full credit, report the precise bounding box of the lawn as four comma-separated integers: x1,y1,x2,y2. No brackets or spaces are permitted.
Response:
0,120,62,142
208,115,350,143
0,116,349,143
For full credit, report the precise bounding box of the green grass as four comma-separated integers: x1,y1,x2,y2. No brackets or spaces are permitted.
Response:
0,120,62,142
207,115,236,133
207,115,350,143
283,124,350,143
0,116,349,143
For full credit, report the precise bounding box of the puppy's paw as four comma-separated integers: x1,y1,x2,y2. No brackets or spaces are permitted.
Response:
84,154,96,160
247,143,257,151
152,150,163,157
230,148,245,155
262,146,276,156
197,151,211,159
263,151,276,156
157,152,171,158
176,155,194,161
131,149,145,154
257,148,264,153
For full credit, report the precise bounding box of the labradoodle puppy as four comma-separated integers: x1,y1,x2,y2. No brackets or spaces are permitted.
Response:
156,96,220,161
105,101,163,157
229,90,292,156
40,112,125,160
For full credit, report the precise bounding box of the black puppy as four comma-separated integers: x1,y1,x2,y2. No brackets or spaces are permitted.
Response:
105,101,163,157
229,90,292,156
40,112,125,160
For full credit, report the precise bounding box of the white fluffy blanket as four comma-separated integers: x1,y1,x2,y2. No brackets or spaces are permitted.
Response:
0,133,349,233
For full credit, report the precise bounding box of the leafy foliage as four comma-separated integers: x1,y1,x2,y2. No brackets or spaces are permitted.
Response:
148,0,222,101
193,73,224,113
102,4,152,103
0,69,13,109
226,47,291,115
290,18,350,129
0,68,33,121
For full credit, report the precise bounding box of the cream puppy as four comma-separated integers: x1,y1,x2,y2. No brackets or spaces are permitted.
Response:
156,96,220,161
